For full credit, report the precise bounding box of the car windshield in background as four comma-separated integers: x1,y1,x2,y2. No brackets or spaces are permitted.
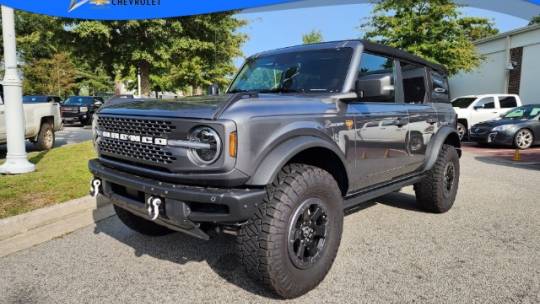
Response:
503,105,540,120
23,96,48,103
452,97,476,108
64,97,93,105
229,48,353,94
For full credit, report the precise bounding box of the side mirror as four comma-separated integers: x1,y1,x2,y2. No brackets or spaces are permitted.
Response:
473,106,482,110
94,101,103,107
434,87,447,94
354,74,394,101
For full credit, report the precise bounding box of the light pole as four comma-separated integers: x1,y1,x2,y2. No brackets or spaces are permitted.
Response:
0,6,35,174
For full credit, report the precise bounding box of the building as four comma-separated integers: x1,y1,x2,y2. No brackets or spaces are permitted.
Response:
450,24,540,105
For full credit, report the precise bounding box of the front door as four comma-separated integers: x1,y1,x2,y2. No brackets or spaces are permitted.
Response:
470,96,498,126
348,52,410,190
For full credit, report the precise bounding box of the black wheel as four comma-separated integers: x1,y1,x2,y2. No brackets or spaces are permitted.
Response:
238,164,343,299
114,205,174,236
414,144,460,213
514,129,534,150
456,122,467,141
34,122,55,150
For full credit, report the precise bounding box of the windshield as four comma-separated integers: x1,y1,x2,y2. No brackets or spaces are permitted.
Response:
23,96,48,103
64,97,93,105
452,97,476,108
229,48,353,94
502,105,540,120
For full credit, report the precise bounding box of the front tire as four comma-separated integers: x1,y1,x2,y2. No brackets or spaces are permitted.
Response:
238,164,343,299
114,205,174,236
514,129,534,150
34,122,55,151
414,144,460,213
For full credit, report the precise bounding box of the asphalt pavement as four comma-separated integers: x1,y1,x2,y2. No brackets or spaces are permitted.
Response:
0,126,92,155
0,153,539,303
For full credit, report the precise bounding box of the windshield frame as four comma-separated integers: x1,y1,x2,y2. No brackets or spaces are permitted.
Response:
502,105,540,120
228,47,354,94
63,96,94,105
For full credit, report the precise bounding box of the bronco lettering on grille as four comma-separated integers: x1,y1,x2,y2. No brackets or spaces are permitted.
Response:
100,131,168,146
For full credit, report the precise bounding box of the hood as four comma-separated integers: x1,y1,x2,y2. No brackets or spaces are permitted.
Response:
473,118,529,128
98,95,230,119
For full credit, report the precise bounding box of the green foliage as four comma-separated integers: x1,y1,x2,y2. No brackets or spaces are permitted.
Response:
302,30,323,44
22,52,78,97
530,14,540,25
458,17,499,41
68,13,247,96
361,0,495,75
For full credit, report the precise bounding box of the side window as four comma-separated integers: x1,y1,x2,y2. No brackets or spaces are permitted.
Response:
499,96,518,108
356,53,395,103
401,61,427,104
475,97,496,109
430,71,449,103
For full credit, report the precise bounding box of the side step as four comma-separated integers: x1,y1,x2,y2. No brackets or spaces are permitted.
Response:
343,174,424,210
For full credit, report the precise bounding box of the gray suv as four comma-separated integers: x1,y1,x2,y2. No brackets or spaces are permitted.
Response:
89,40,461,298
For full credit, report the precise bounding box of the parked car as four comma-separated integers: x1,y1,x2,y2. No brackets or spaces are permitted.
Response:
0,95,62,150
452,94,522,140
23,95,63,104
89,40,461,298
470,104,540,149
61,96,104,125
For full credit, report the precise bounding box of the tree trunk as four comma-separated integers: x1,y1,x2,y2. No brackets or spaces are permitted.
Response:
114,80,122,95
139,61,151,97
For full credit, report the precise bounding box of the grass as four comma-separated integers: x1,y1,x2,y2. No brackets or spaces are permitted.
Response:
0,141,96,219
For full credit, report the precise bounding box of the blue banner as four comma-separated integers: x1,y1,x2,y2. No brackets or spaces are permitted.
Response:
0,0,538,20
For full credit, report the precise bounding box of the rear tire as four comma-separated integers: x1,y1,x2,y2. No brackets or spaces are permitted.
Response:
237,164,343,299
514,129,534,150
114,205,174,236
414,144,460,213
34,122,55,151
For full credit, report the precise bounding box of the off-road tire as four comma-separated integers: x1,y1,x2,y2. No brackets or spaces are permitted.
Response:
114,205,174,236
34,122,55,151
237,164,343,299
414,144,460,213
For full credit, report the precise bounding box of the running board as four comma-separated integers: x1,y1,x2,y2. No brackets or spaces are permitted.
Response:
343,174,425,210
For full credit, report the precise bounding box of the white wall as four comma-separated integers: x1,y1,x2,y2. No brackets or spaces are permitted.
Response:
519,44,540,105
449,51,506,98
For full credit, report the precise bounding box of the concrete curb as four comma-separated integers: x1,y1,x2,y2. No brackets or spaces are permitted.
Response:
0,196,114,258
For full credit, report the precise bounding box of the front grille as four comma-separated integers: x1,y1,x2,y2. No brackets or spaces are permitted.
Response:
98,116,175,137
99,138,176,164
61,107,79,113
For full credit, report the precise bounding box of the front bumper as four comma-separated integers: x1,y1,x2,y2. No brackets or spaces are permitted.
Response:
469,131,514,146
62,112,88,124
89,159,265,239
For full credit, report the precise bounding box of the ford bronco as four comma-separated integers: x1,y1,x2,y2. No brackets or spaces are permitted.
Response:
89,40,461,298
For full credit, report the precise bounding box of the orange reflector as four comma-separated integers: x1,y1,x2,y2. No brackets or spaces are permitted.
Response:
229,132,237,158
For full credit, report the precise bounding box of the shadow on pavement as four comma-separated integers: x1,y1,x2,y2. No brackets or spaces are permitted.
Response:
374,192,427,213
92,207,278,299
474,156,540,171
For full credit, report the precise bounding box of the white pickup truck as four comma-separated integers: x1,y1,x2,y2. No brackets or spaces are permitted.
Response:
0,95,63,150
451,94,523,140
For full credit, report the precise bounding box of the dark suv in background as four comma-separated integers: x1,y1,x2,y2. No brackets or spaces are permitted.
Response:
89,40,461,298
61,96,104,125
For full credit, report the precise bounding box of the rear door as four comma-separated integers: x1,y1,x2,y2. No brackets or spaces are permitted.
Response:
398,61,438,173
348,52,411,189
497,96,519,116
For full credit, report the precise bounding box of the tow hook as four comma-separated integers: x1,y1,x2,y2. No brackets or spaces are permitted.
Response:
90,178,102,198
146,196,163,221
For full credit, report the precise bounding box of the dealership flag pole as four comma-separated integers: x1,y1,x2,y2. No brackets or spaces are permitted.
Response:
0,6,35,174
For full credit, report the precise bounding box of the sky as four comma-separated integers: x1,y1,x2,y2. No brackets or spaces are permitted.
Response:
234,4,530,66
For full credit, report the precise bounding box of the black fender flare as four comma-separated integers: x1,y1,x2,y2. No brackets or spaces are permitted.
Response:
423,126,462,171
246,135,350,187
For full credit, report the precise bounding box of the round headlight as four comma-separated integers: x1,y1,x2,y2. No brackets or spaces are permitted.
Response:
188,126,221,166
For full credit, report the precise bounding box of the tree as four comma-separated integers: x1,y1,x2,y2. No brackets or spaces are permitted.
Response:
361,0,491,75
68,13,247,96
459,17,499,41
23,52,78,97
302,30,323,44
530,14,540,25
